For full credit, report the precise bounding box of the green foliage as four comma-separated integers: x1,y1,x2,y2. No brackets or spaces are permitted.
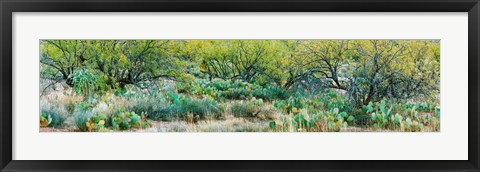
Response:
40,40,86,81
126,92,178,121
269,108,353,132
75,95,99,111
323,108,352,132
118,90,223,122
39,112,52,127
192,40,285,84
363,100,440,131
272,91,351,116
40,108,66,128
269,120,276,129
41,40,440,132
273,96,306,114
348,40,440,105
368,100,393,129
42,40,440,104
231,98,264,118
189,79,287,102
136,91,224,121
111,112,152,130
41,40,191,93
180,97,222,120
74,110,107,132
68,69,98,97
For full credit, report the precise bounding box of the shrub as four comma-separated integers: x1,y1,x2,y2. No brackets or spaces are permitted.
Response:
273,96,306,114
74,110,108,132
252,85,288,101
148,103,180,121
164,91,223,120
304,91,353,114
231,98,264,117
257,105,278,120
111,112,152,130
75,96,99,112
123,91,223,122
191,79,288,101
68,69,98,97
352,114,370,126
127,93,178,121
231,101,258,117
363,100,440,131
269,108,353,132
223,88,251,100
180,97,222,119
322,108,353,132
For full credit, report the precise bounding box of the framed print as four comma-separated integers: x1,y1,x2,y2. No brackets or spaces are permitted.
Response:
1,0,479,171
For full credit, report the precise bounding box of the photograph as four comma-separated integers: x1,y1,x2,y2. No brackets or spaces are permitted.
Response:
39,40,440,132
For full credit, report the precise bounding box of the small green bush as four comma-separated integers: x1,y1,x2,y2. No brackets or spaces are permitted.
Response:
122,91,223,122
269,108,353,132
147,103,180,121
74,110,107,132
180,97,222,119
111,111,152,130
231,98,264,117
362,100,440,131
273,96,306,114
192,79,288,101
252,85,288,101
231,101,258,117
127,93,178,121
68,69,98,97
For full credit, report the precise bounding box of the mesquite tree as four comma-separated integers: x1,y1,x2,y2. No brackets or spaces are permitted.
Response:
41,40,440,105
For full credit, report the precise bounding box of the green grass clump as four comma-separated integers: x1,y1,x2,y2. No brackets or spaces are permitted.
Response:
149,104,181,121
127,93,179,121
179,97,222,119
231,98,264,118
231,101,257,117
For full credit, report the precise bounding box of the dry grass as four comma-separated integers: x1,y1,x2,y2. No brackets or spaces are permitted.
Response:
41,88,82,114
156,116,271,132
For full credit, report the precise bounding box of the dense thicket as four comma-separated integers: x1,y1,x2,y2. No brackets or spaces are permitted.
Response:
40,40,440,106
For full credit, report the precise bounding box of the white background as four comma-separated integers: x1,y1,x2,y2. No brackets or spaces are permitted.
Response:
13,13,468,160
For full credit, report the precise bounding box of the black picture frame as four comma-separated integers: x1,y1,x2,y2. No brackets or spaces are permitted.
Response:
1,0,479,171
